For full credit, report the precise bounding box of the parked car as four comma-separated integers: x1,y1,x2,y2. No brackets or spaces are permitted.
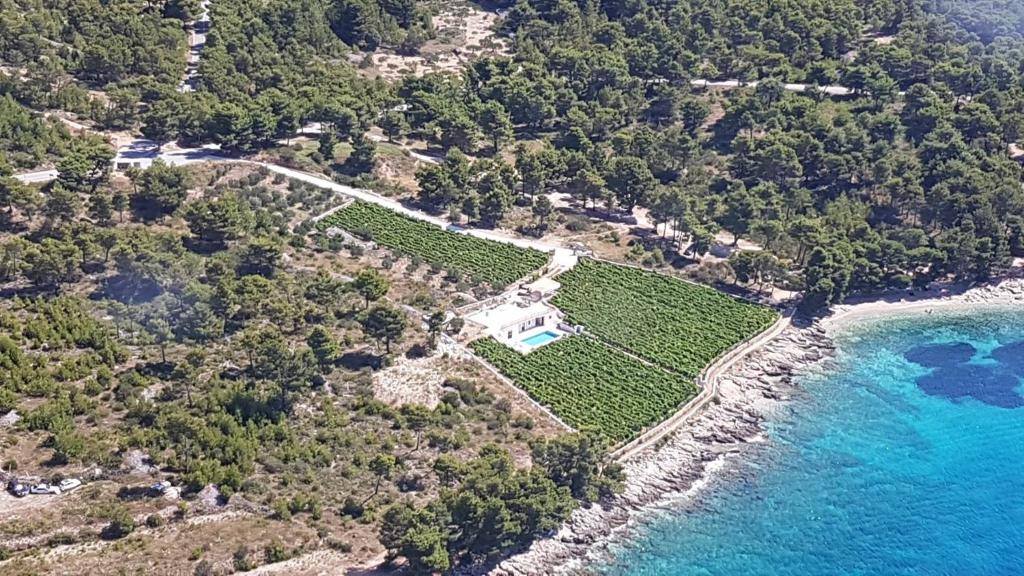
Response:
149,480,172,495
58,478,82,492
7,479,29,498
30,483,61,495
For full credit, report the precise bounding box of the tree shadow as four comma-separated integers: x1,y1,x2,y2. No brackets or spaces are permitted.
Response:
0,212,30,234
405,343,430,359
0,283,56,299
554,203,639,226
94,274,163,304
514,224,547,238
338,351,383,371
669,254,700,270
135,361,176,379
708,109,744,153
116,485,155,502
399,196,446,217
183,237,227,255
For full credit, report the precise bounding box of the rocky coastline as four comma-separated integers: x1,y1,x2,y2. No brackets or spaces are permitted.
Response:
489,277,1024,576
489,322,835,575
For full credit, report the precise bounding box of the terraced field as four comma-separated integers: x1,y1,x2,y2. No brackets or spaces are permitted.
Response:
553,259,778,377
317,201,548,286
471,336,696,442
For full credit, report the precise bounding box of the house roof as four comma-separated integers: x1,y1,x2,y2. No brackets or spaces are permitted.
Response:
467,300,559,333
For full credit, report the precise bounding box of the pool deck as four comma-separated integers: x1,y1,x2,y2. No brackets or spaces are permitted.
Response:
516,325,565,352
510,326,567,354
466,300,556,332
522,330,559,347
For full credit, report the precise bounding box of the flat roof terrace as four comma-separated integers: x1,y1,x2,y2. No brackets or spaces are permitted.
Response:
466,300,559,336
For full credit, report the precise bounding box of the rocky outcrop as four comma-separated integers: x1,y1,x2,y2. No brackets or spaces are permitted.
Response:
121,449,159,475
0,409,20,428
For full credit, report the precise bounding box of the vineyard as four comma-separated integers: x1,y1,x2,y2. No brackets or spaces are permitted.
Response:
552,259,778,377
317,201,549,286
471,336,696,442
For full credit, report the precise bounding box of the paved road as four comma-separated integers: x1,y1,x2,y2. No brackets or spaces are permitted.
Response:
290,122,443,165
13,169,59,184
253,160,572,258
364,132,443,164
688,78,905,97
17,133,571,259
690,78,853,96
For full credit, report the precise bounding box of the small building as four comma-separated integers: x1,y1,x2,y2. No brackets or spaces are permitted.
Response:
467,300,561,341
112,139,159,172
466,298,571,352
522,277,560,299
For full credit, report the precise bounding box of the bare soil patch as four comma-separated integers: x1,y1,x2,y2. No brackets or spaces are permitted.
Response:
360,4,509,81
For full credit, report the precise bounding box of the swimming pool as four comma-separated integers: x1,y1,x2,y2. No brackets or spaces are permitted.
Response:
521,331,560,347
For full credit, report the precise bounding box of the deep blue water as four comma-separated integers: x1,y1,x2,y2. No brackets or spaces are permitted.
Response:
599,309,1024,576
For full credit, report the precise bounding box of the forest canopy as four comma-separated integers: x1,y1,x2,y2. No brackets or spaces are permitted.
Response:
927,0,1024,42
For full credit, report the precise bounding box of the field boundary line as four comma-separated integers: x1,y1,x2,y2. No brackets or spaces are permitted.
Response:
611,309,792,462
309,198,355,224
579,333,692,380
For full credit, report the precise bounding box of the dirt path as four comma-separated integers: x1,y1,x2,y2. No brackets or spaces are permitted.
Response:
255,160,571,258
241,550,394,576
179,0,211,92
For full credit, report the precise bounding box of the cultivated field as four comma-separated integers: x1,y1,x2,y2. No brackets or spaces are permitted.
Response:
471,336,695,442
553,259,778,377
470,259,777,443
317,201,548,287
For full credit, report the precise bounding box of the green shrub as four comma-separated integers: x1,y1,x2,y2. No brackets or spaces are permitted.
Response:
264,540,291,563
103,507,135,539
341,496,364,518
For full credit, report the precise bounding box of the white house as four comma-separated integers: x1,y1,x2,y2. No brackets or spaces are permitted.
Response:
467,300,563,342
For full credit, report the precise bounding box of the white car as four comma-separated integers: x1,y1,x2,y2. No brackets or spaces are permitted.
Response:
150,480,172,495
30,483,61,495
58,479,82,492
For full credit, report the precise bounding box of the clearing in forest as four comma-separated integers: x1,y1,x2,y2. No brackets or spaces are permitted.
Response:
316,201,548,287
470,259,777,442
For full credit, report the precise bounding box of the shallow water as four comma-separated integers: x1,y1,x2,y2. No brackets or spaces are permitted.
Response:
598,309,1024,576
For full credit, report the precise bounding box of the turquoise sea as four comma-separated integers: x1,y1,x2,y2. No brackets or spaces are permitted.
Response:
599,308,1024,576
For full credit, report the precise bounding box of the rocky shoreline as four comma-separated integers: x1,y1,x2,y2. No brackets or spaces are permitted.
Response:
489,321,835,575
489,277,1024,576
